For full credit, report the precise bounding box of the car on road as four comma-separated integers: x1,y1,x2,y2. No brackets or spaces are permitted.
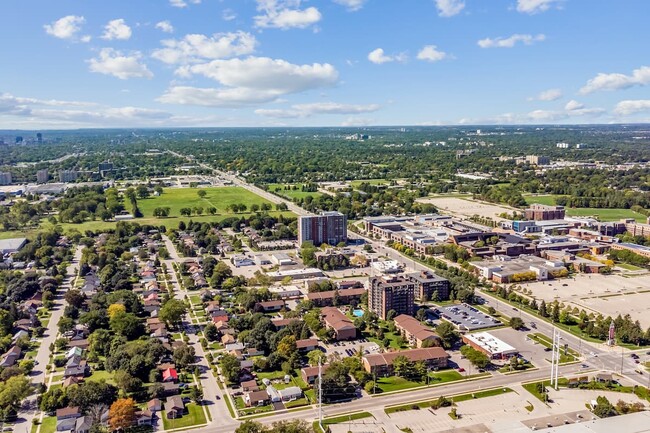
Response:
631,353,639,359
457,367,465,372
581,364,589,368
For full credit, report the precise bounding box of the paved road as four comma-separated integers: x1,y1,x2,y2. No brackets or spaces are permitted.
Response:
167,150,311,217
16,245,83,433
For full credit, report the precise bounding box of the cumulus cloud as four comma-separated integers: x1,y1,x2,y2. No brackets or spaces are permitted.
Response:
44,15,89,41
564,99,584,111
88,48,153,80
614,100,650,116
155,20,174,33
152,31,257,65
332,0,367,11
367,48,407,64
416,45,448,62
160,56,338,106
478,33,545,48
254,0,321,29
435,0,465,17
170,0,201,8
222,9,237,21
255,101,380,118
579,66,650,94
528,88,562,101
101,19,132,40
516,0,562,14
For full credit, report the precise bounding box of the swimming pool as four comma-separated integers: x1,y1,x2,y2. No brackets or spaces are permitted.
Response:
352,309,364,317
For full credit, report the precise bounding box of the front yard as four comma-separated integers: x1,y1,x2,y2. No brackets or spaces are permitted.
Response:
161,403,207,430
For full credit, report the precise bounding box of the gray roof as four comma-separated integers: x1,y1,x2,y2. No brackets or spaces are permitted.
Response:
0,238,26,253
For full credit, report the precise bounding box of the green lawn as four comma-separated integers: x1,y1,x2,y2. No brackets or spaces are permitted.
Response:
350,179,389,188
87,369,115,384
524,195,562,206
366,330,406,350
139,186,275,218
523,195,645,221
319,412,374,427
162,403,207,430
385,387,514,414
40,416,57,433
0,229,37,240
266,183,322,200
617,263,644,271
375,370,466,393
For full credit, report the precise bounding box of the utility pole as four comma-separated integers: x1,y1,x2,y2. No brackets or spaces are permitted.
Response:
318,360,323,431
551,328,560,390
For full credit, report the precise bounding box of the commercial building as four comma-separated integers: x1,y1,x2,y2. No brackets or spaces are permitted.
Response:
321,307,357,340
393,315,440,348
371,260,402,274
59,170,78,183
470,255,567,283
407,270,450,301
525,155,550,165
36,169,49,184
623,219,650,238
525,204,566,221
369,275,415,320
610,242,650,259
0,238,27,255
362,347,449,376
266,268,324,281
0,172,12,186
461,332,518,359
298,211,347,247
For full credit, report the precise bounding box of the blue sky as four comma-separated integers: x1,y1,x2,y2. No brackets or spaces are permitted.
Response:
1,0,650,128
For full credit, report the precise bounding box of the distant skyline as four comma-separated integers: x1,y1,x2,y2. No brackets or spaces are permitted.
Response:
1,0,650,128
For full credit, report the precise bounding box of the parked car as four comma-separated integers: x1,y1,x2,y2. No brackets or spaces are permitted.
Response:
457,367,465,372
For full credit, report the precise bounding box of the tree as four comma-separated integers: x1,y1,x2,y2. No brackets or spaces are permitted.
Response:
107,303,126,319
435,321,460,349
306,349,327,366
40,387,68,412
109,311,143,339
159,299,187,328
114,370,143,394
460,345,490,369
58,316,75,334
393,355,413,379
0,375,31,418
189,386,204,404
109,398,137,431
172,343,196,369
234,421,266,433
510,317,525,330
204,322,218,341
276,335,297,359
65,290,85,308
197,190,207,199
593,395,616,418
538,300,548,317
220,353,241,384
67,380,118,411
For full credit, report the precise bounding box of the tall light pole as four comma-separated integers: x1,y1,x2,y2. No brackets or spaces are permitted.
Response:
318,360,323,431
551,328,560,390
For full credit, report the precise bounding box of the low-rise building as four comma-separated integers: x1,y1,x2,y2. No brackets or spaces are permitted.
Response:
301,364,329,385
321,307,357,340
306,288,366,307
362,347,449,376
461,332,517,360
393,315,440,348
254,300,286,313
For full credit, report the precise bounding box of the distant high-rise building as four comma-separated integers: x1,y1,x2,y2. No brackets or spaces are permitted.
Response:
0,172,12,186
15,136,23,144
36,133,43,144
369,275,415,320
525,155,550,165
36,169,49,184
525,204,565,221
99,161,114,172
59,170,78,183
298,211,347,247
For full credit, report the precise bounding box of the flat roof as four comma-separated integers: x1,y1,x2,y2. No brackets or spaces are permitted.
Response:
463,332,517,356
0,238,26,252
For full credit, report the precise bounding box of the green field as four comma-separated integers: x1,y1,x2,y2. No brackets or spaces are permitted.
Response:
266,183,322,200
385,387,514,414
374,370,466,393
39,416,57,433
138,186,275,218
524,195,645,221
350,179,389,188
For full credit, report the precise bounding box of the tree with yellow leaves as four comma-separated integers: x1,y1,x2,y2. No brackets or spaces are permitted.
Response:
107,303,126,319
109,397,136,431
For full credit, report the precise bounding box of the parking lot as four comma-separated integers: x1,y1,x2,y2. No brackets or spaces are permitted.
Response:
437,303,502,331
487,327,562,368
324,339,381,358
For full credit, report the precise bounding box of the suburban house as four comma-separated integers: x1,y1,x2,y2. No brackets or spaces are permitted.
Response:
321,307,357,340
362,347,449,376
254,300,286,313
393,315,441,348
74,415,92,433
164,396,185,419
245,390,271,407
162,367,178,382
301,364,329,385
147,398,162,412
56,407,81,432
241,380,259,392
0,345,21,368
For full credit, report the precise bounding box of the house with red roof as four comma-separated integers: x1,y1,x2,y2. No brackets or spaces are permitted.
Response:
162,367,178,382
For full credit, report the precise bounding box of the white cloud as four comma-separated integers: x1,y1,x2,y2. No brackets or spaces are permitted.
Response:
155,20,174,33
101,19,132,40
478,33,545,48
516,0,561,14
368,48,407,64
88,48,153,80
579,66,650,94
528,88,562,101
44,15,88,41
169,0,201,8
435,0,465,17
332,0,367,11
254,0,321,29
255,101,380,118
564,99,584,111
222,9,237,21
160,56,338,106
341,117,374,126
416,45,448,62
152,31,257,65
614,100,650,116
